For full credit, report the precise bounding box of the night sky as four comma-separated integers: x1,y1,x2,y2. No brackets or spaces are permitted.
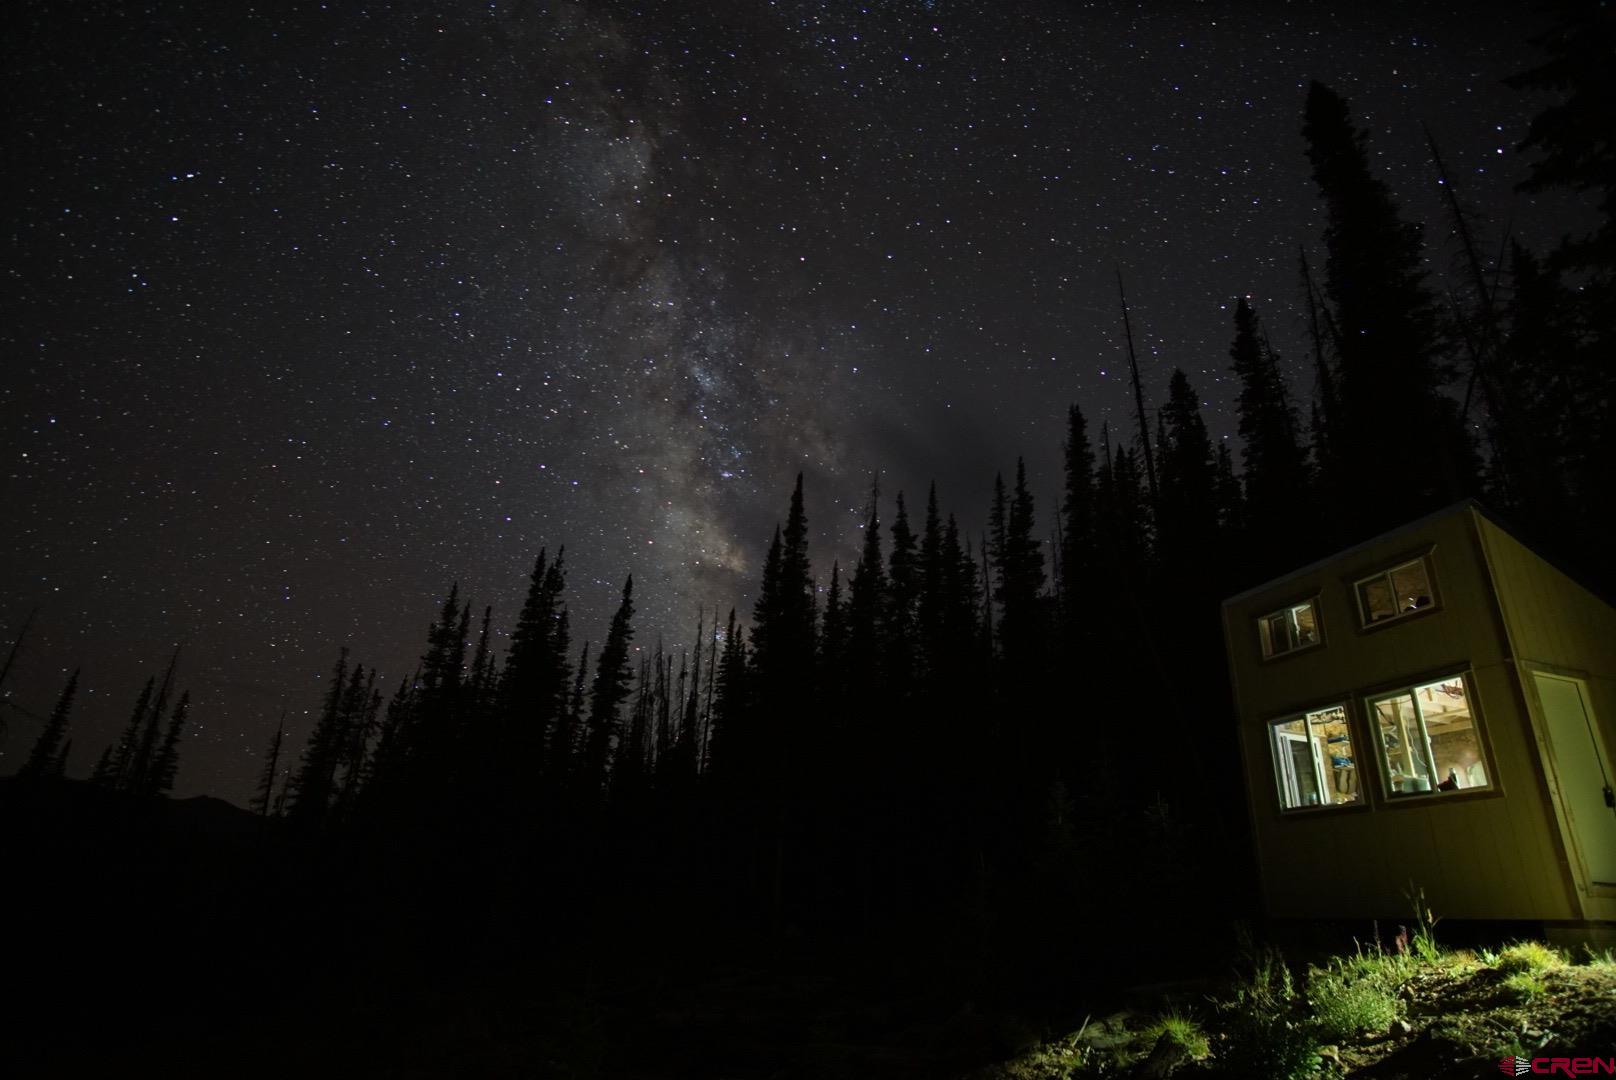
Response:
2,1,1588,804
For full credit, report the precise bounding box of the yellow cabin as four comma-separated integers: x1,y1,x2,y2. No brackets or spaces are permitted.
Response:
1221,501,1616,932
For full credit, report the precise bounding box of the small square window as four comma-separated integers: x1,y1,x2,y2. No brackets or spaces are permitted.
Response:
1268,704,1359,811
1355,557,1435,627
1258,598,1322,659
1368,676,1489,797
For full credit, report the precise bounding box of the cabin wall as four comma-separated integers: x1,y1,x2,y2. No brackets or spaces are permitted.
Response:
1224,508,1579,922
1476,516,1616,922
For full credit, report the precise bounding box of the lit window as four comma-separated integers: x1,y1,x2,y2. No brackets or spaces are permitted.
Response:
1368,676,1489,797
1258,599,1321,659
1355,557,1435,626
1268,704,1360,811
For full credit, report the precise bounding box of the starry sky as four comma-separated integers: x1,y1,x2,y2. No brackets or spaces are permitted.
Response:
1,0,1590,804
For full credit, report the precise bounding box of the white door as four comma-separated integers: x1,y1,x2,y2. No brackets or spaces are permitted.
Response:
1534,673,1616,887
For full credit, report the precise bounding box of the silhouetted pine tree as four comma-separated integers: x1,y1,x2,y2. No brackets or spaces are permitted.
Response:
990,459,1046,681
819,562,848,700
365,673,416,798
550,637,587,780
100,676,155,790
251,715,287,818
1214,443,1245,543
147,690,189,797
706,611,746,776
1058,405,1098,631
1098,441,1152,576
1505,9,1616,588
845,487,887,711
130,651,181,794
616,653,652,804
18,669,77,779
653,645,672,769
581,576,635,798
289,648,351,822
1154,369,1222,581
940,513,980,677
412,586,469,779
662,612,702,789
1507,1,1616,304
916,485,946,685
1229,298,1314,577
333,668,380,814
89,744,116,786
503,550,572,778
749,474,817,785
884,492,919,701
1303,80,1476,532
468,604,495,708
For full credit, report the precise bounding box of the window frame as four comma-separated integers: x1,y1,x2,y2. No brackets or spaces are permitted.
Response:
1265,701,1364,814
1362,670,1497,804
1350,550,1440,631
1256,595,1324,661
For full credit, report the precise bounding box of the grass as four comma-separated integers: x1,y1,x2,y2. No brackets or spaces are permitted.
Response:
975,905,1616,1080
1501,971,1548,1003
1405,883,1442,963
1141,1011,1210,1061
1308,971,1400,1041
1493,941,1566,976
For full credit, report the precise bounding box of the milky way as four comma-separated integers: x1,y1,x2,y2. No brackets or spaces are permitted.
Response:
1,1,1589,802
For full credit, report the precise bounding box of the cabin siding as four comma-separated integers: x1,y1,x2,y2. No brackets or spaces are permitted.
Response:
1225,505,1606,923
1476,516,1616,922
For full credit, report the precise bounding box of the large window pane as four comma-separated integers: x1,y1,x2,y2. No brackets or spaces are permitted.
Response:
1417,678,1487,790
1269,704,1358,810
1374,693,1434,794
1371,676,1487,797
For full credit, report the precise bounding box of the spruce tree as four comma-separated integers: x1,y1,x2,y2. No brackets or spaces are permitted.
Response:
550,637,587,780
18,670,77,779
147,690,189,797
1505,9,1616,585
820,562,848,699
504,550,572,770
102,676,155,790
1059,404,1098,625
1303,80,1476,531
581,576,636,796
251,715,287,817
707,611,747,776
1154,369,1222,581
749,475,818,778
884,491,919,698
289,648,350,822
992,459,1046,678
845,487,887,704
1229,297,1314,576
917,484,946,684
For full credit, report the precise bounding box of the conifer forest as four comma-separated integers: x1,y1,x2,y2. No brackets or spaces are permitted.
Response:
5,3,1616,1076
